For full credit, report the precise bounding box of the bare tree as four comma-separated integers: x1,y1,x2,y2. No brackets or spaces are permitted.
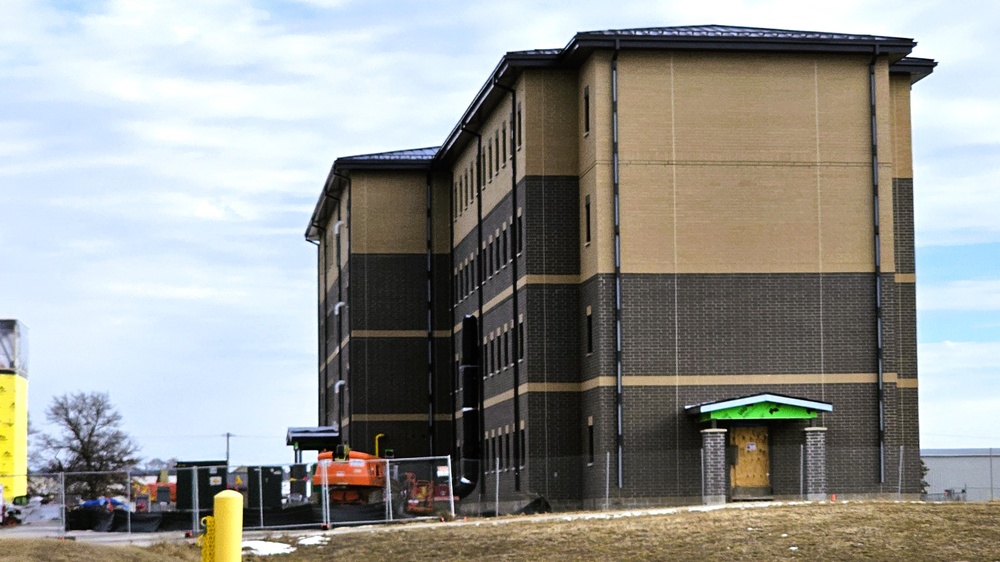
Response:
39,391,140,498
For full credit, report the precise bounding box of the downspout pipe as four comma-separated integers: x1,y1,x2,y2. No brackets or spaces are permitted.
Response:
611,41,624,489
333,172,352,446
459,124,485,498
425,170,436,456
868,46,886,484
310,190,339,427
494,79,521,490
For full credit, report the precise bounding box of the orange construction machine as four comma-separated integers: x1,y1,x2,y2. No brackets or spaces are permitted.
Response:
312,446,386,505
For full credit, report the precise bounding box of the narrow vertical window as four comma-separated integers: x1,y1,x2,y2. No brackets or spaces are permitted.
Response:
583,86,590,134
502,122,507,163
518,318,524,360
588,420,595,464
495,131,500,173
585,195,592,244
503,330,510,367
502,228,509,265
519,426,526,468
495,235,502,271
516,102,523,148
492,436,498,471
586,309,593,354
505,432,511,470
488,144,493,181
516,215,524,255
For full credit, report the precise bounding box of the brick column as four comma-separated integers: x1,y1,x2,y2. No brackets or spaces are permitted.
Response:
804,427,827,500
701,428,727,505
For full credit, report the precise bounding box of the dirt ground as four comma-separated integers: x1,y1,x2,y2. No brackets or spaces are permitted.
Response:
3,501,999,561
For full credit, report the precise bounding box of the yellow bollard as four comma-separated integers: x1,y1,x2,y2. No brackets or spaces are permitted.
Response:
213,490,244,562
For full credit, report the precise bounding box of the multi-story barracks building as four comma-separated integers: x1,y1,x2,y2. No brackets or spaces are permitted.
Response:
305,25,935,510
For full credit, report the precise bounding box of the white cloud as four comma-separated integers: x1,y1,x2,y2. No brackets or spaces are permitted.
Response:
920,340,1000,446
918,280,1000,311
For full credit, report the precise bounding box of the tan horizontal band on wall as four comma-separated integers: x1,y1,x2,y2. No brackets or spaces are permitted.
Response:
895,273,916,284
479,373,910,408
351,330,450,338
348,414,453,423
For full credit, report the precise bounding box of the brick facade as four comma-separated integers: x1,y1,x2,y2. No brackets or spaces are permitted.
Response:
307,26,933,512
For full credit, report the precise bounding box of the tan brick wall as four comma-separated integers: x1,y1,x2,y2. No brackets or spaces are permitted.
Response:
588,51,898,274
523,69,578,177
350,170,427,254
890,75,914,179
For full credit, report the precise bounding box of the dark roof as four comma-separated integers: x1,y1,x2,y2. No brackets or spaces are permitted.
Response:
577,24,908,42
339,146,438,162
438,24,924,158
286,426,341,451
309,24,935,240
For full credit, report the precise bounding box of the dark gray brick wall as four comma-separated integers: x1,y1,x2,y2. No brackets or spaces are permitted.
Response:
349,254,428,330
805,428,827,497
893,178,915,274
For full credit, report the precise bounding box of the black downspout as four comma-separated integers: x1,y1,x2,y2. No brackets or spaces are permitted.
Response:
449,173,457,465
459,124,485,500
495,79,521,491
868,46,886,484
426,170,436,456
332,171,353,448
611,42,625,489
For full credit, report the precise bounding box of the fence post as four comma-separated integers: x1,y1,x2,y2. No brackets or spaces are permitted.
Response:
494,457,500,516
897,445,904,498
385,459,392,521
800,444,804,499
126,470,132,535
191,467,199,537
446,455,455,517
319,459,330,528
257,467,264,529
990,448,994,502
60,472,66,537
605,451,610,511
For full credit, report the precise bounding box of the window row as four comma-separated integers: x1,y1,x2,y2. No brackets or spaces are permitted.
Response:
453,215,525,305
483,318,525,376
485,426,526,473
451,103,524,221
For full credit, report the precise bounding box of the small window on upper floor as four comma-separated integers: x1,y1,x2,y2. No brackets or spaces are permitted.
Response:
502,122,508,164
516,102,523,148
583,86,590,135
585,195,591,244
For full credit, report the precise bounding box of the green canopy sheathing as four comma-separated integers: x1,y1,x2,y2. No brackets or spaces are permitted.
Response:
685,393,833,423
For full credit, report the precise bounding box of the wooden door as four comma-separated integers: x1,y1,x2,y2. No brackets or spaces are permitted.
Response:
730,426,771,498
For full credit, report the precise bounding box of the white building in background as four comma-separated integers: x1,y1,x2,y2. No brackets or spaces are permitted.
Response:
921,449,1000,502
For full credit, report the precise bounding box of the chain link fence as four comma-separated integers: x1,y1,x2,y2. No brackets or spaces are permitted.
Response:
1,455,456,537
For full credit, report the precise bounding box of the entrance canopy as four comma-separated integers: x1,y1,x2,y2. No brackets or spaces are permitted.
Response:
685,393,832,423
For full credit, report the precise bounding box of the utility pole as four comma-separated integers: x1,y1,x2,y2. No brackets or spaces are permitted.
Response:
225,432,232,467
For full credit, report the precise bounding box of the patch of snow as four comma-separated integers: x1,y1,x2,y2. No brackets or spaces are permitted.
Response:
243,540,296,556
297,535,329,546
789,546,799,551
781,533,788,538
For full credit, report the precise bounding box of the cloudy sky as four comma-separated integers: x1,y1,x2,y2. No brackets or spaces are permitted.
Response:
1,0,997,466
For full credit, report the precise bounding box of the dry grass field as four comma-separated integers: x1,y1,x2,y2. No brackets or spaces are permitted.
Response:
2,501,999,561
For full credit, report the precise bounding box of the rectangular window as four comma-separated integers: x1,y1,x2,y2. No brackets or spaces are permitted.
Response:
487,144,493,181
505,433,511,470
583,86,590,134
586,310,593,354
518,318,524,360
503,330,509,367
516,215,523,255
494,338,500,374
588,422,595,465
494,131,500,173
492,436,499,471
516,102,523,148
502,122,507,163
453,182,457,219
585,195,591,244
495,237,502,271
519,427,526,468
502,228,509,265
